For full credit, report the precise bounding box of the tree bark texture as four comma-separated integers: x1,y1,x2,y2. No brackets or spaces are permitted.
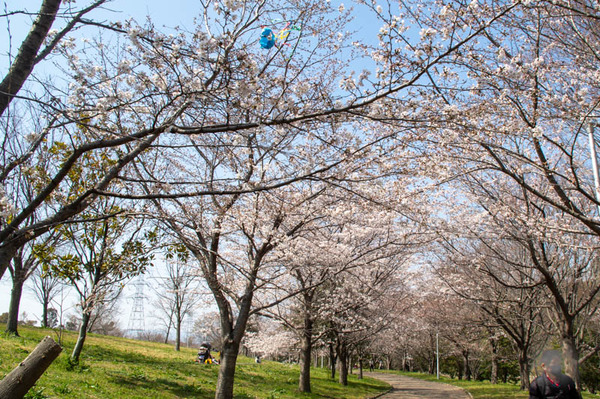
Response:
490,337,498,385
0,243,19,286
329,343,336,380
6,273,25,335
175,318,181,351
0,336,62,399
561,334,580,390
463,350,472,381
41,296,49,328
214,340,240,399
358,358,363,380
298,315,313,393
71,311,91,363
0,0,61,116
337,341,348,386
518,352,531,390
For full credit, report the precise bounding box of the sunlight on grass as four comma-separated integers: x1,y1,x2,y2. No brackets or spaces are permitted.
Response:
1,326,388,399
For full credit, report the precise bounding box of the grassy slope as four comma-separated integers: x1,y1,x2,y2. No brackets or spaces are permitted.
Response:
393,370,599,399
0,326,388,399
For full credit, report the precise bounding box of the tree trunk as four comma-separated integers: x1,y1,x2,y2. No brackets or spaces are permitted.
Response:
6,274,25,335
349,354,353,374
0,243,18,285
41,295,49,328
338,356,349,386
0,0,62,116
0,336,62,399
518,352,531,390
329,343,336,379
429,355,435,374
214,340,240,399
490,337,498,384
175,317,181,351
164,315,173,344
457,357,463,380
71,311,91,363
463,350,471,381
337,341,348,386
561,334,580,390
298,315,313,393
358,358,363,379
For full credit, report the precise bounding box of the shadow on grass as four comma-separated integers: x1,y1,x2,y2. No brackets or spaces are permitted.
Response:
108,373,215,399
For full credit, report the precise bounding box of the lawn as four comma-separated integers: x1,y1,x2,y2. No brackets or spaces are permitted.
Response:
393,370,599,399
0,326,389,399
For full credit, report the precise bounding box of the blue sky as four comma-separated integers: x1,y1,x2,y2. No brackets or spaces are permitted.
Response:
0,0,206,324
0,0,387,327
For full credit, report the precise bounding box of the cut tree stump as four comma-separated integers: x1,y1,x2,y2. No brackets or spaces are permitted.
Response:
0,336,62,399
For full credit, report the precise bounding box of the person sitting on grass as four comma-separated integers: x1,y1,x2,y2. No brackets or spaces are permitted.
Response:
529,350,580,399
197,345,213,364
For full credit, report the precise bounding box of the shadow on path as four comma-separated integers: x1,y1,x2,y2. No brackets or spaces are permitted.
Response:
364,372,471,399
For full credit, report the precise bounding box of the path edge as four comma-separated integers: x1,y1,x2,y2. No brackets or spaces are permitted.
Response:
363,372,474,399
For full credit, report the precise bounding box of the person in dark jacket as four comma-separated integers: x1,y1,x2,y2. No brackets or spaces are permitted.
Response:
529,350,580,399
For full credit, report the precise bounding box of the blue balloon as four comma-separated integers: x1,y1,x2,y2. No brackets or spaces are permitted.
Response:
260,28,276,49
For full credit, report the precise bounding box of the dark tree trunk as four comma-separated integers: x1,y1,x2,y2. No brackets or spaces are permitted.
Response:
358,358,363,379
490,336,499,384
164,309,174,344
337,340,349,386
298,314,313,393
0,0,62,116
463,350,471,381
6,273,25,335
457,357,464,380
518,351,531,390
41,295,49,328
0,244,18,286
329,343,337,379
71,311,91,363
214,339,240,399
561,333,580,390
0,336,62,399
175,317,181,351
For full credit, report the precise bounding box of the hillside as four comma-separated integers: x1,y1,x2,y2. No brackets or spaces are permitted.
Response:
0,326,389,398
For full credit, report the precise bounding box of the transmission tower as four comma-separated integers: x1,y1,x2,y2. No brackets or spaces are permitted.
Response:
127,275,147,338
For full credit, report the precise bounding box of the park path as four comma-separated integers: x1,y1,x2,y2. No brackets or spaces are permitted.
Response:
363,372,472,399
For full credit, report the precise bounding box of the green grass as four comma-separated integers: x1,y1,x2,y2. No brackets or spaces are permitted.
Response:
390,370,599,399
1,326,388,399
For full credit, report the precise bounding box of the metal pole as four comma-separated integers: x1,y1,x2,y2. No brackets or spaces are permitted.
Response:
588,123,600,215
436,332,440,380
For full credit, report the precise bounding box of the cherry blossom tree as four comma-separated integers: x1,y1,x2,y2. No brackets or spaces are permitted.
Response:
0,0,521,306
153,257,202,351
424,150,600,388
433,232,549,388
0,0,107,115
392,0,600,387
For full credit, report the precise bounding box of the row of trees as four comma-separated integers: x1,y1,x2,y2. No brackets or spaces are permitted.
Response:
2,0,600,397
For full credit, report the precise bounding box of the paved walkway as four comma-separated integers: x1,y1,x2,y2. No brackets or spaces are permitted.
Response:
363,372,471,399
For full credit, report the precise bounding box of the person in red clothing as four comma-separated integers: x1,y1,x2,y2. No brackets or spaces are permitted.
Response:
529,350,580,399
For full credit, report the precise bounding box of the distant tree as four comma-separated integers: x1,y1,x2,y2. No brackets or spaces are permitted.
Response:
46,308,59,329
153,256,201,351
193,311,224,351
30,266,63,328
87,299,122,336
65,314,80,331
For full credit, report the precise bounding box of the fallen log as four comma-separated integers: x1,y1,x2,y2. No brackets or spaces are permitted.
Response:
0,336,62,399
